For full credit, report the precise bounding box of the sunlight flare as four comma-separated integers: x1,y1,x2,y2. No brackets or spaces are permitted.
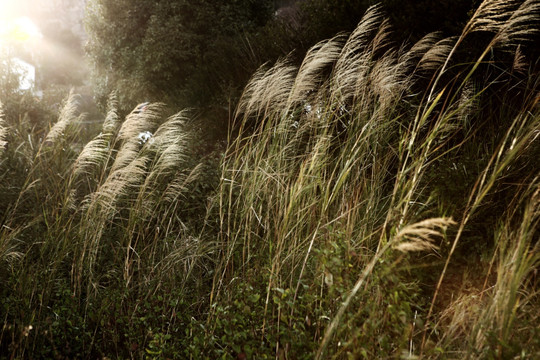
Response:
0,16,41,42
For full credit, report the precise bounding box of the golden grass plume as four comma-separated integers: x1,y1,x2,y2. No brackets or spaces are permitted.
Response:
44,90,81,145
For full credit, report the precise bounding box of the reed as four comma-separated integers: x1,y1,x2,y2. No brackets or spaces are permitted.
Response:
1,0,538,358
208,1,540,358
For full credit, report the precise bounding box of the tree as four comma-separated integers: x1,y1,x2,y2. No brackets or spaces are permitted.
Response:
85,0,274,112
297,0,480,46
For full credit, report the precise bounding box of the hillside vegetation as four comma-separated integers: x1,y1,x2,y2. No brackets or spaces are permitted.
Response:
1,0,539,358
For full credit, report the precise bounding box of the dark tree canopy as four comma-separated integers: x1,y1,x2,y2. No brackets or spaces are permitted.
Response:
296,0,481,48
85,0,274,111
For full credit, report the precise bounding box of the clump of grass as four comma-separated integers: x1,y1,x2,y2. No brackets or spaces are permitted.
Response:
0,93,216,357
435,183,539,358
1,0,538,358
206,1,540,358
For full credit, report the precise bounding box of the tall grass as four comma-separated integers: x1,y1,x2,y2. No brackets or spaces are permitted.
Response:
0,0,539,358
209,1,539,358
0,94,215,357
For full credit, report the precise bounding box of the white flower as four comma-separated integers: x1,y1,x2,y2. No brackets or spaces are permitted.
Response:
137,131,153,144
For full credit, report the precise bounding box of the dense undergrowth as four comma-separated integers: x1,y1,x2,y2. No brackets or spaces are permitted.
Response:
1,0,539,358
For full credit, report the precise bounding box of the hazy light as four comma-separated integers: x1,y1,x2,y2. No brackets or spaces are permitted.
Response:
0,1,24,21
0,16,41,42
12,57,35,89
0,0,14,16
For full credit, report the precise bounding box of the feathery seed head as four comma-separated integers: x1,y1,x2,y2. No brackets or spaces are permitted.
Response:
289,35,345,105
144,111,194,183
109,140,142,174
393,217,456,253
94,155,149,212
417,37,456,72
73,133,112,178
44,91,81,144
0,104,7,154
102,93,120,135
117,102,163,142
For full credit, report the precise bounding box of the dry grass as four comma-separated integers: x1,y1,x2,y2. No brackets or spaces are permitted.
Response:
211,1,540,358
0,105,7,154
1,0,538,358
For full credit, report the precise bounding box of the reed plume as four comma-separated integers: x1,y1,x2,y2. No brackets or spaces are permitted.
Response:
43,90,81,145
0,112,6,154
